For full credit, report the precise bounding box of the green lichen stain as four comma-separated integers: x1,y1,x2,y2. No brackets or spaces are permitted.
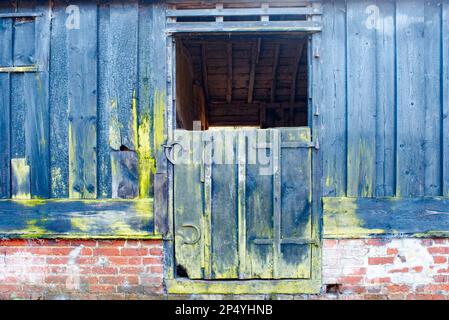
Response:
23,219,47,237
11,159,31,200
153,90,165,160
323,198,385,237
135,108,153,198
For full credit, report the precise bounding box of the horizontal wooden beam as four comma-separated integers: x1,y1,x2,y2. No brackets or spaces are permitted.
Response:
166,21,322,33
0,199,159,239
0,65,39,73
323,197,449,238
0,12,42,18
167,279,321,294
167,7,322,17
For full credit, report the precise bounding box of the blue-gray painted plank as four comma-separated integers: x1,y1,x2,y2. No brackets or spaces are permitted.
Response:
0,199,154,238
97,2,112,198
279,128,312,279
423,1,442,196
346,0,377,197
246,129,274,279
375,0,396,197
320,0,347,197
396,0,426,197
324,197,449,237
138,0,154,198
49,2,69,198
27,0,51,198
12,14,35,66
210,130,239,279
0,6,12,198
444,1,449,197
67,2,97,199
107,0,139,151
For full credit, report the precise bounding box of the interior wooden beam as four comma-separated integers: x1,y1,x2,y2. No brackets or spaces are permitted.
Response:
226,42,233,104
290,42,305,103
270,43,281,103
247,39,260,104
201,44,210,102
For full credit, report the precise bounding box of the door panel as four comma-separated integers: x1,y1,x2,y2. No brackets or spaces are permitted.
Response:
209,131,239,279
278,128,312,279
173,127,313,280
173,130,204,279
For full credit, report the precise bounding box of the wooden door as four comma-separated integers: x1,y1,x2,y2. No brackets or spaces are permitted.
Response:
172,127,314,280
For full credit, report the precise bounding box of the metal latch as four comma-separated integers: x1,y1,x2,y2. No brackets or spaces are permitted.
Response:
162,141,182,165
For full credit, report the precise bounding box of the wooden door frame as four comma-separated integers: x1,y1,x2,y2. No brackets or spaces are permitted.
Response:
163,8,323,295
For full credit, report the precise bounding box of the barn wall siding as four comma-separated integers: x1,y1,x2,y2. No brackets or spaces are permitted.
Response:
0,0,166,201
321,0,448,198
0,0,447,202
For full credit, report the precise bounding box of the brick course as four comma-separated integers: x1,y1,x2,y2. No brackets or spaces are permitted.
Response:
322,238,449,300
1,238,449,299
0,239,163,300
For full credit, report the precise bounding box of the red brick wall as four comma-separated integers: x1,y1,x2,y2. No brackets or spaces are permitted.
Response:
322,238,449,300
0,239,164,300
2,237,449,300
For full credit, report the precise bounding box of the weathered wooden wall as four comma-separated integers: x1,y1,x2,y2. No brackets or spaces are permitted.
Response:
0,0,166,200
1,0,449,203
320,0,449,199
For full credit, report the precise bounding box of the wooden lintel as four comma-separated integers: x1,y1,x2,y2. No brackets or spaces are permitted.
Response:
226,42,233,104
270,44,281,103
290,42,305,103
166,21,322,34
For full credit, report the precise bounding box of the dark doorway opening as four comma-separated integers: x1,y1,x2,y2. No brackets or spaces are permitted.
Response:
175,34,309,130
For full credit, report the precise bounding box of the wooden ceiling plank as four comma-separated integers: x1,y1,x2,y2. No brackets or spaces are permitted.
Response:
201,44,210,102
290,42,305,103
247,39,260,104
270,43,281,103
226,42,233,104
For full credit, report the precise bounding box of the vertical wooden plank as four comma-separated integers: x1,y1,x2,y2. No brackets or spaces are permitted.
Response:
152,1,168,236
246,129,274,279
67,2,97,199
396,0,425,197
310,1,324,284
137,0,154,199
210,130,239,279
346,0,376,197
272,129,281,279
203,131,212,279
423,0,442,196
50,1,69,198
320,0,347,197
278,128,312,279
10,1,34,196
237,131,248,279
375,0,396,197
11,158,31,199
173,130,204,279
443,0,449,196
0,5,12,198
28,0,51,198
107,0,139,152
97,2,112,198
